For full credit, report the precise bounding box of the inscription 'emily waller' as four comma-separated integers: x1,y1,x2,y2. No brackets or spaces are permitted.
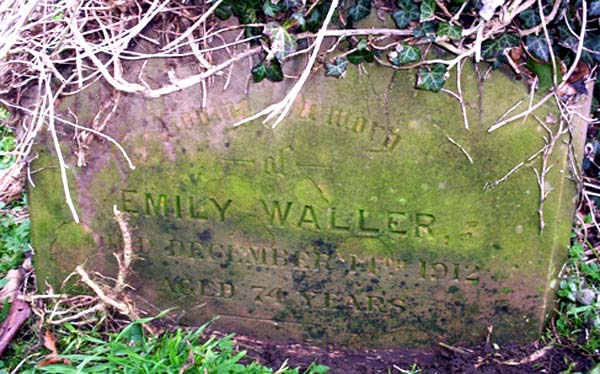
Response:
121,190,436,237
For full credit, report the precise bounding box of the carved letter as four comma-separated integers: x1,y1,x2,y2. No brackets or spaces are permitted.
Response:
431,262,448,279
368,257,379,275
367,295,385,312
230,100,250,120
415,213,435,238
121,189,138,214
272,248,289,266
352,116,366,133
330,208,351,231
298,205,320,230
189,197,208,219
135,236,152,255
291,250,311,269
188,241,205,258
252,285,266,302
210,198,233,221
314,251,330,271
387,211,409,237
164,277,194,296
345,295,363,311
267,288,283,303
465,264,480,283
175,195,182,218
349,255,360,272
248,247,267,265
358,209,379,233
328,109,348,128
167,239,185,256
209,243,225,261
300,291,317,307
161,277,177,293
198,110,209,126
388,298,406,311
261,200,293,226
219,282,235,298
199,280,214,296
145,192,168,216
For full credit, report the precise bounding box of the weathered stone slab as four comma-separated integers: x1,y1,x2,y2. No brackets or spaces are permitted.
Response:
30,55,584,348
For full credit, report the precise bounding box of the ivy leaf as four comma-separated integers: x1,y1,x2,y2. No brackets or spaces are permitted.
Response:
264,22,298,61
289,13,306,29
526,35,550,62
325,57,349,78
349,0,372,24
388,43,421,66
252,58,284,82
347,49,377,64
416,64,447,92
413,21,437,39
525,58,562,92
589,0,600,16
356,39,368,50
398,0,422,13
481,33,520,59
306,4,330,32
392,0,419,28
518,9,540,29
393,1,413,22
557,25,578,51
251,61,269,83
420,0,436,21
215,0,233,20
232,1,260,24
392,9,413,28
584,34,600,62
437,22,462,40
282,0,302,10
263,1,283,17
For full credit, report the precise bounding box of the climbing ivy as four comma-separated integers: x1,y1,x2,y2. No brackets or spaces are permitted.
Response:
215,0,598,100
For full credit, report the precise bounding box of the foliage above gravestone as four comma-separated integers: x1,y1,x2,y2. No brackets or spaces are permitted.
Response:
215,0,596,100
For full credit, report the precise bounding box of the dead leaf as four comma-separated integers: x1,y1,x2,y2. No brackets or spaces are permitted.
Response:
500,346,552,366
37,356,65,367
42,329,57,353
568,61,591,84
558,61,591,98
178,344,195,373
509,45,524,63
37,329,70,367
0,269,22,304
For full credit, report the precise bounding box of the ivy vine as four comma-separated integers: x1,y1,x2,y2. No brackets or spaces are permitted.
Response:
214,0,598,105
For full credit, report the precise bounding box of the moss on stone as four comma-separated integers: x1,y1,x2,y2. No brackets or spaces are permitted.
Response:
29,59,581,348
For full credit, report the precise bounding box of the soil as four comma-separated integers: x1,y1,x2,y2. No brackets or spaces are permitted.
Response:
214,331,597,373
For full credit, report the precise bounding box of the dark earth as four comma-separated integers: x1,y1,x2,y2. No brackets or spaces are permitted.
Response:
208,330,596,373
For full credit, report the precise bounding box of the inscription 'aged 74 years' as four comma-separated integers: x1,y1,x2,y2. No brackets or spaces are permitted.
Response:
30,57,585,348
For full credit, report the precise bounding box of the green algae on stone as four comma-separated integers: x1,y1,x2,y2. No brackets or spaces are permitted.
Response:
29,147,96,286
29,59,584,349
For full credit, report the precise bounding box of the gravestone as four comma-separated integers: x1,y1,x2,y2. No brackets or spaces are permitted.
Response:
29,51,586,348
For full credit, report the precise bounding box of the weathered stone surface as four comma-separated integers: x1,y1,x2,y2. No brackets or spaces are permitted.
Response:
30,54,584,348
